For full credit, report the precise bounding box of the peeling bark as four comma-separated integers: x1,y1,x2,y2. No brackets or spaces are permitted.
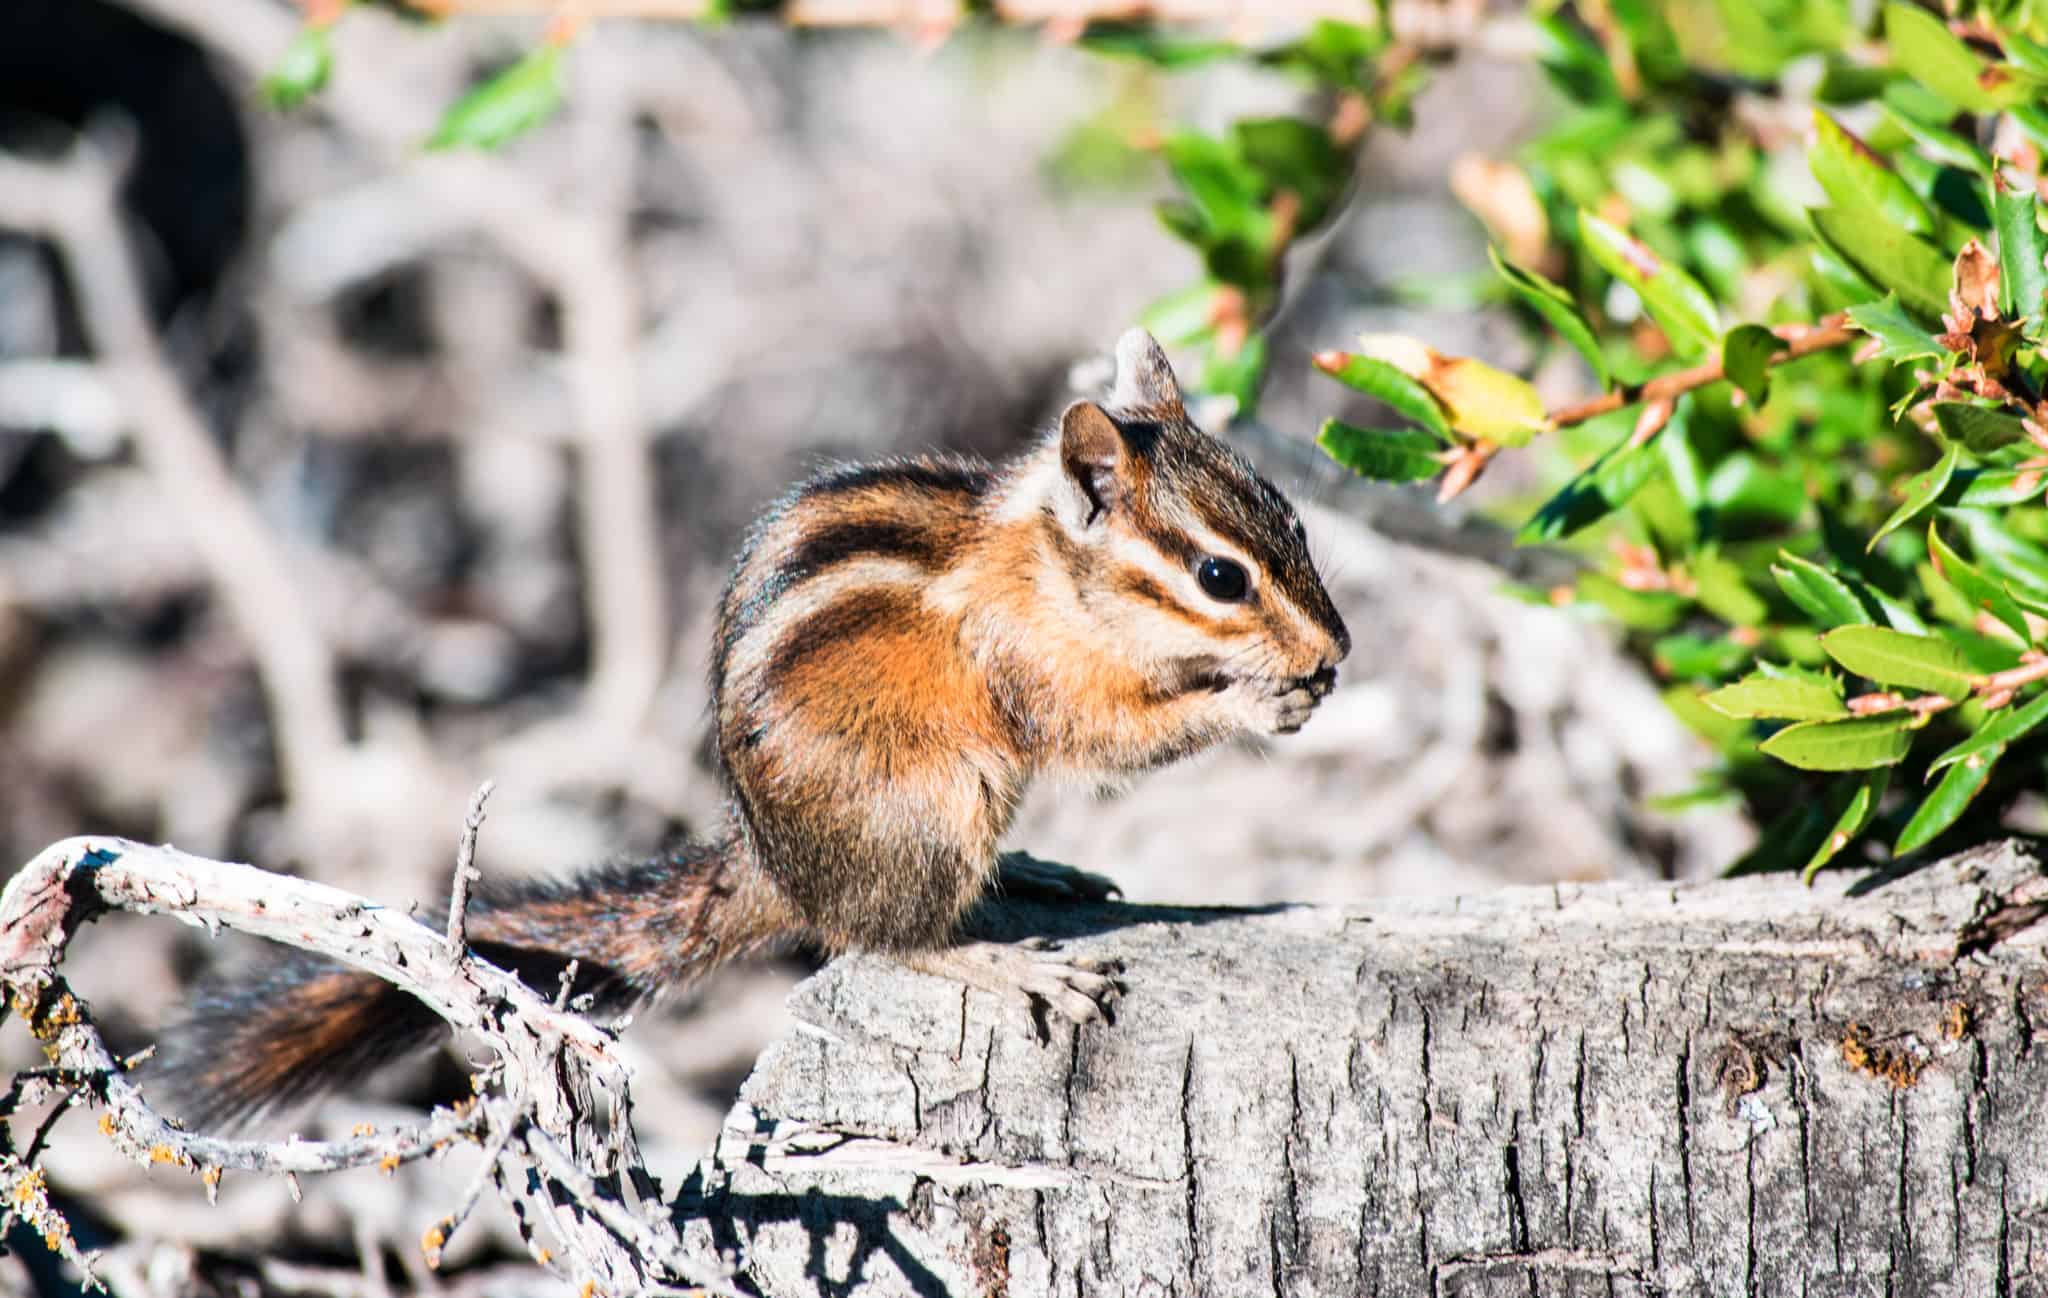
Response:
680,842,2048,1296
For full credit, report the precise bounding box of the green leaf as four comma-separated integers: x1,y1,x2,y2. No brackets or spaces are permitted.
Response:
1691,551,1769,627
1577,210,1722,358
1933,403,2028,455
1954,511,2048,603
1704,453,1807,526
1346,337,1545,446
1663,680,1752,752
1881,104,1993,177
1758,659,1842,687
1927,522,2034,643
1772,552,1875,628
1311,353,1453,442
1702,672,1849,721
1576,572,1686,632
1137,282,1221,346
1810,110,1936,237
1258,19,1385,90
1078,23,1239,68
1952,466,2048,507
1873,585,1932,635
263,23,333,110
1993,175,2048,328
1647,782,1741,813
1933,623,2027,673
1868,443,1960,551
1930,688,2048,772
1803,769,1889,882
1884,2,2040,112
1820,625,1977,699
1726,800,1837,876
1759,712,1919,770
1316,419,1442,483
1809,205,1954,319
1845,294,1955,368
1654,634,1753,681
2004,26,2048,78
1894,742,2003,856
426,46,566,152
1818,56,1901,104
1517,424,1664,543
1488,248,1609,388
1161,132,1268,244
1534,13,1623,105
1231,118,1344,228
1201,334,1267,416
1722,324,1788,405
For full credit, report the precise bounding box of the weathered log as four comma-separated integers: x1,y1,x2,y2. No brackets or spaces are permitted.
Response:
680,842,2048,1297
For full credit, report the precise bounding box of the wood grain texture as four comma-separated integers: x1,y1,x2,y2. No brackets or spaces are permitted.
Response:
681,841,2048,1296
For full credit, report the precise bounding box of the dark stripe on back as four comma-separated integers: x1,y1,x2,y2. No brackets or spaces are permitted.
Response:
723,516,956,685
761,587,919,688
808,460,996,500
783,517,950,582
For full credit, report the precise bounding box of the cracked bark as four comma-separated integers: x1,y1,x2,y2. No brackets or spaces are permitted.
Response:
679,842,2048,1297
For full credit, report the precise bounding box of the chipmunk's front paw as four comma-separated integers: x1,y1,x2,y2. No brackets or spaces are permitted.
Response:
906,940,1125,1036
1233,665,1337,735
995,852,1122,902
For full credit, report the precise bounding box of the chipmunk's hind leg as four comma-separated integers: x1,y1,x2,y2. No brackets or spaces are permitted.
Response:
993,850,1122,903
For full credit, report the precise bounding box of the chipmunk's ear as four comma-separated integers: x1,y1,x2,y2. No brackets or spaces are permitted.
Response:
1059,400,1129,527
1109,328,1185,416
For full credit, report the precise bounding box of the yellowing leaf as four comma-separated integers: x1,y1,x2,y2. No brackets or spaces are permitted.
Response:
1355,334,1547,447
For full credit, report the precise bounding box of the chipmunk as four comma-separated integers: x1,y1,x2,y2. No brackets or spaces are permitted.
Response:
151,329,1351,1126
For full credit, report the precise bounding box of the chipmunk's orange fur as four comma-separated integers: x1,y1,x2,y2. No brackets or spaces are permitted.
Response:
151,331,1350,1126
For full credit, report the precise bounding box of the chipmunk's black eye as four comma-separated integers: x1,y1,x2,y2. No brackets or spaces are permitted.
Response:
1196,556,1249,602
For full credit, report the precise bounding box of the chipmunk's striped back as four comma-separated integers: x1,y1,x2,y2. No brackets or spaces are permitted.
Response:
710,332,1348,956
712,456,1020,952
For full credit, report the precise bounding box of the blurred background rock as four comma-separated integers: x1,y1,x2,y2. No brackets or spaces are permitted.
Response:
0,2,1749,1290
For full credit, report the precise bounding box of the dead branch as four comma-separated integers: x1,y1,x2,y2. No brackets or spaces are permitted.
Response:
0,142,352,816
125,0,673,736
443,780,494,959
0,834,739,1296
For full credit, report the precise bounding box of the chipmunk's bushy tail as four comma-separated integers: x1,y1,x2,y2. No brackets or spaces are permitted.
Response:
147,839,793,1129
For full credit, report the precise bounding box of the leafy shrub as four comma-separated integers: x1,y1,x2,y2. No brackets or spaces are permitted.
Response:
282,1,2048,876
1295,3,2048,876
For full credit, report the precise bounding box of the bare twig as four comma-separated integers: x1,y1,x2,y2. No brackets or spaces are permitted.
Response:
421,1097,530,1271
1548,314,1857,430
125,0,673,736
444,780,495,959
0,835,741,1296
1979,652,2048,698
1845,651,2048,719
0,142,352,809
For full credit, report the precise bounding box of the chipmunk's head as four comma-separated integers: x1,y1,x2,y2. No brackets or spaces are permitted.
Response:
1044,329,1350,736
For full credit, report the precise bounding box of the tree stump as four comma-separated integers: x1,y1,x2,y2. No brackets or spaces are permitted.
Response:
679,841,2048,1296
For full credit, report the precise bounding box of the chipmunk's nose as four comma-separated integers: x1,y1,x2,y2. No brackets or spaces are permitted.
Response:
1321,615,1351,666
1301,665,1339,700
